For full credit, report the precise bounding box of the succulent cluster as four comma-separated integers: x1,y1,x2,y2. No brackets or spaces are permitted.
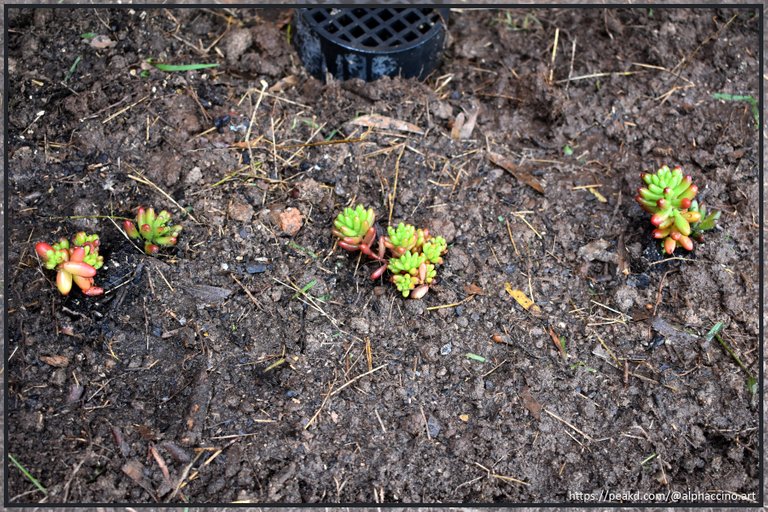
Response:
332,205,448,299
635,165,719,254
331,205,379,260
35,232,105,296
35,206,184,297
123,206,182,255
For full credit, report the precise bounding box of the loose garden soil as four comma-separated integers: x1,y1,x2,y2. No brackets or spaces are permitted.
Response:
5,7,761,505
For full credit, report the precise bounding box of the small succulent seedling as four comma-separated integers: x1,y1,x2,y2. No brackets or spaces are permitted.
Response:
688,200,721,242
35,232,104,296
332,204,386,267
332,205,448,299
388,251,437,298
124,206,182,255
422,236,447,265
635,165,719,254
383,223,416,255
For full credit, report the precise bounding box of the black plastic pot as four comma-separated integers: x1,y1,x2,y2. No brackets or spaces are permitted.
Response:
293,7,449,82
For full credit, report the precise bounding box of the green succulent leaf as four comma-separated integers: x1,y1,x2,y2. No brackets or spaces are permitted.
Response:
129,206,182,254
333,204,375,240
423,236,447,264
387,223,416,252
393,274,417,297
688,200,721,239
331,204,449,299
388,250,425,276
636,164,708,253
36,231,104,296
415,228,429,250
424,263,437,284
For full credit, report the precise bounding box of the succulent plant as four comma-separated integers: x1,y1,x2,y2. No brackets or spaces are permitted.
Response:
635,165,718,254
422,236,447,265
389,252,436,299
384,222,417,256
332,204,448,299
331,204,381,259
688,200,721,242
124,206,182,255
388,250,425,276
35,232,104,296
393,273,419,297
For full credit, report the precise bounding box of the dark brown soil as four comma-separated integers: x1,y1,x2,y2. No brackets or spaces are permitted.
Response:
6,7,761,505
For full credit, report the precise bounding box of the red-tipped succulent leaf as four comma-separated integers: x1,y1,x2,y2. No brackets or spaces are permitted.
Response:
60,261,97,278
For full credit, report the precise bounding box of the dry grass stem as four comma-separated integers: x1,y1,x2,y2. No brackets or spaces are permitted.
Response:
543,408,593,442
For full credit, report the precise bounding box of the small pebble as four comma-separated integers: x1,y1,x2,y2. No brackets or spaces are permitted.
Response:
67,383,85,404
440,343,452,356
627,273,651,289
647,334,666,351
246,263,268,274
427,415,442,437
277,208,304,236
214,115,230,132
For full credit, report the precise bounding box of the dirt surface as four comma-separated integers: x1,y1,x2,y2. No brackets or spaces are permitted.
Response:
6,7,761,505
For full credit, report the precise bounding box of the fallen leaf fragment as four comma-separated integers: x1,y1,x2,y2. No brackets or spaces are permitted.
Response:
185,284,233,304
89,34,117,49
349,114,424,135
121,460,146,485
149,445,171,483
40,355,70,367
548,325,567,358
450,112,465,140
134,424,157,440
464,283,484,296
268,75,298,93
520,386,542,420
458,102,480,139
504,283,542,316
121,460,157,500
488,152,545,194
160,441,192,463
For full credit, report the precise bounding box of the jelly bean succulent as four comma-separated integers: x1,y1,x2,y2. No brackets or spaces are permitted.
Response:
389,251,437,298
331,204,382,261
124,206,182,255
635,165,719,254
332,205,448,299
688,200,721,242
35,232,104,296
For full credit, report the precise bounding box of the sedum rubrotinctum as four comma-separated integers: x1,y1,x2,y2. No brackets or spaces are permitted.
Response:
123,206,183,255
635,164,720,254
332,205,448,299
35,232,105,296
